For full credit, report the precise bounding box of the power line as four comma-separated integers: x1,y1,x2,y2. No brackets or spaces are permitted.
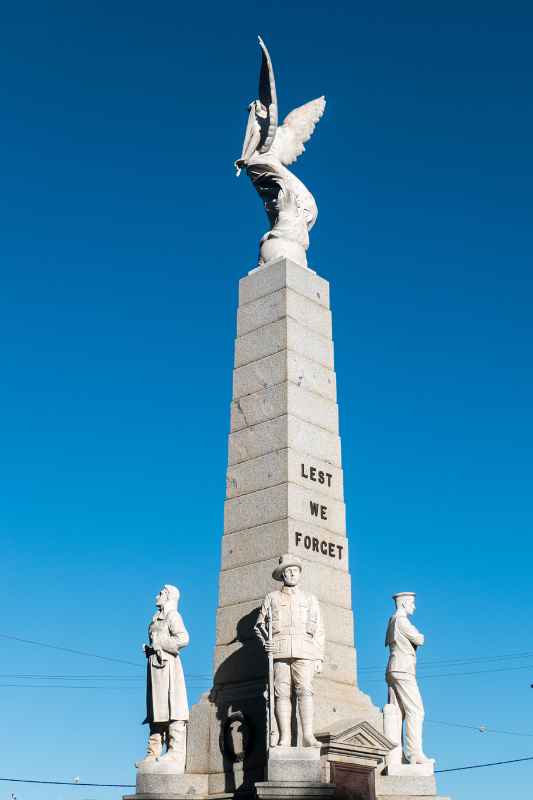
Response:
427,719,533,739
0,634,143,668
0,683,210,690
359,651,533,674
0,777,135,788
2,632,532,683
435,755,533,773
366,663,533,682
0,673,211,680
1,756,532,787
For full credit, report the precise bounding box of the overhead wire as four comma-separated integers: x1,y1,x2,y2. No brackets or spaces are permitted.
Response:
365,663,533,682
427,719,533,739
1,632,532,679
0,755,532,788
359,651,533,674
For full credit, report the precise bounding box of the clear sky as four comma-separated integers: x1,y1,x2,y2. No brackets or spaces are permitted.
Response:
0,2,532,799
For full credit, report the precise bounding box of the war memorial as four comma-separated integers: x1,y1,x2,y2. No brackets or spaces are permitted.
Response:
124,38,451,800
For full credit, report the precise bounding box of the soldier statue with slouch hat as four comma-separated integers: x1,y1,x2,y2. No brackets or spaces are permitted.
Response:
255,554,325,748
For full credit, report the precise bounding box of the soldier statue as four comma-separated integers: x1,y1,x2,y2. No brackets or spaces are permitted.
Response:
136,584,190,771
385,592,433,765
255,554,325,747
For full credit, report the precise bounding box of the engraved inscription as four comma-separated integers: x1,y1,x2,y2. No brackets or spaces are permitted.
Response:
301,462,333,487
310,500,328,520
295,530,344,560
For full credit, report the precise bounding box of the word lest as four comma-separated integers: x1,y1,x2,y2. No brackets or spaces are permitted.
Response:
295,530,344,560
301,463,333,487
310,501,327,520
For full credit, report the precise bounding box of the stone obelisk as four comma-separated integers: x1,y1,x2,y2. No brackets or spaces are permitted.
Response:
185,258,379,795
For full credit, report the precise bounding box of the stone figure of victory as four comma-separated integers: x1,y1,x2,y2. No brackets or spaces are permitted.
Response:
136,584,190,772
235,37,325,270
384,592,433,766
255,554,325,747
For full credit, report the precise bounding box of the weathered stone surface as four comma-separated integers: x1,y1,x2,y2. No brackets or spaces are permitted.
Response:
289,452,343,500
239,258,330,309
216,598,355,648
230,382,339,434
224,483,288,534
237,287,332,338
226,450,287,498
235,317,334,370
185,693,211,774
133,771,208,797
287,483,346,535
267,746,322,782
256,781,335,800
377,796,450,800
228,416,341,467
221,519,288,569
232,351,337,402
226,449,344,505
287,416,341,467
386,762,434,777
375,773,437,796
218,558,351,609
224,483,345,536
221,520,349,574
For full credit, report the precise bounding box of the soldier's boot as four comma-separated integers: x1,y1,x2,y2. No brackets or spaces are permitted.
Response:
275,698,292,747
135,730,163,768
299,695,321,747
158,721,186,771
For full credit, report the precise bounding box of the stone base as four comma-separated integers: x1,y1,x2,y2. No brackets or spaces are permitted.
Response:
385,761,435,777
375,773,437,797
256,781,336,800
378,797,450,800
123,771,208,799
267,746,322,783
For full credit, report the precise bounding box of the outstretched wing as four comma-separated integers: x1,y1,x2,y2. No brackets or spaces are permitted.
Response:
257,36,278,153
277,96,326,165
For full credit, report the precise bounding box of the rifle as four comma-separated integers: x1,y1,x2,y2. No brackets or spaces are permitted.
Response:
267,616,276,749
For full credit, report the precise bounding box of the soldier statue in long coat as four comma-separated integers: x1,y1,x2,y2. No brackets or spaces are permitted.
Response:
137,584,189,771
255,554,325,747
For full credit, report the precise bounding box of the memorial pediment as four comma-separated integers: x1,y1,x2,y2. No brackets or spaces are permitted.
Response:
318,718,395,762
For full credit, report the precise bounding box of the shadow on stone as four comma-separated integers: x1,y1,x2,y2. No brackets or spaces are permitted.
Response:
211,608,269,797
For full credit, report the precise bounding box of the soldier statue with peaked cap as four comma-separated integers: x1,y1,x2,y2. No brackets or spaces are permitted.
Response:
385,591,433,765
255,554,325,747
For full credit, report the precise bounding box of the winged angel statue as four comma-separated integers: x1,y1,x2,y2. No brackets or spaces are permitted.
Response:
235,37,325,269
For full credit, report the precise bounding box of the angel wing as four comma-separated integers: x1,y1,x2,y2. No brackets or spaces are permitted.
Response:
276,96,326,166
257,36,278,154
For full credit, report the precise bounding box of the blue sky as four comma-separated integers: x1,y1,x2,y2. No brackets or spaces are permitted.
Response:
0,2,532,799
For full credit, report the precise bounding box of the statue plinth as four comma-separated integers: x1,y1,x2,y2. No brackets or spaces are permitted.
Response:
123,770,208,800
257,748,335,800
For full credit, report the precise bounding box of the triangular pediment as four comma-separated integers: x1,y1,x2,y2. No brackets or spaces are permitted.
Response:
317,717,395,754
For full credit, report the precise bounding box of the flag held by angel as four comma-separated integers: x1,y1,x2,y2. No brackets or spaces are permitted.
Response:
235,37,325,269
